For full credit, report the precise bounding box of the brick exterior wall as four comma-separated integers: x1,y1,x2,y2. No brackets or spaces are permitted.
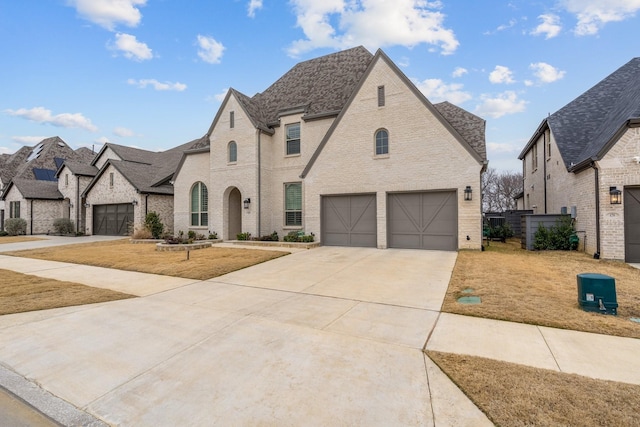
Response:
173,151,210,236
2,185,64,234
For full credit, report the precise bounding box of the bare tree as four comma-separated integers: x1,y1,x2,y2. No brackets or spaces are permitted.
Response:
482,168,523,213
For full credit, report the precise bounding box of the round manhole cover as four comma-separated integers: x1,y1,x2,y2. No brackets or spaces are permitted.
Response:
457,296,481,304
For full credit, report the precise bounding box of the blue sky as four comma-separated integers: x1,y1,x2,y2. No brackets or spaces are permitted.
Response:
1,0,639,172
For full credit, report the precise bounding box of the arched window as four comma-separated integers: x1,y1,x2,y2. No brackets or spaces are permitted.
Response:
375,129,389,155
191,182,208,226
228,141,237,163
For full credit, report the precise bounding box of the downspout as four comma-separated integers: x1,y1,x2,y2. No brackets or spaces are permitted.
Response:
592,162,601,259
543,133,548,213
257,130,261,236
145,193,149,216
30,199,33,235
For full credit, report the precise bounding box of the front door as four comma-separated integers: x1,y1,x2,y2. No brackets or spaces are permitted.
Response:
228,187,242,240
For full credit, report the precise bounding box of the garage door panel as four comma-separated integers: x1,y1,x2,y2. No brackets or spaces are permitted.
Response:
625,187,640,263
322,194,376,247
389,191,457,251
93,204,134,236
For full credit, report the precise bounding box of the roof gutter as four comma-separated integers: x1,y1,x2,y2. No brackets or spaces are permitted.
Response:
592,161,601,259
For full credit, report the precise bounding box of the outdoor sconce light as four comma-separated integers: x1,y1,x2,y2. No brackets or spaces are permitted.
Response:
464,186,473,201
132,199,138,206
84,203,91,208
609,186,622,204
69,202,74,208
243,198,251,209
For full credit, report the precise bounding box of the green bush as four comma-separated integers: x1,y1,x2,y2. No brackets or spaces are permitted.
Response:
187,230,196,240
0,230,9,236
53,218,75,235
208,231,218,240
5,218,27,236
237,232,251,240
488,222,514,242
144,212,164,239
533,217,578,250
254,231,279,241
283,231,315,243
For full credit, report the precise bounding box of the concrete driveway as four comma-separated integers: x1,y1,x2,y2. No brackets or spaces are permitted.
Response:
0,246,491,426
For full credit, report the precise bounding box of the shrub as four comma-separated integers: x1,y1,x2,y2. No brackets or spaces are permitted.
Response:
489,222,514,242
144,212,164,239
0,231,8,236
254,231,279,241
188,230,196,240
283,231,315,243
5,218,27,236
237,232,251,241
533,217,578,251
208,231,218,240
53,218,75,235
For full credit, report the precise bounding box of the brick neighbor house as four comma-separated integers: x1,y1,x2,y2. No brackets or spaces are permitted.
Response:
173,46,487,250
518,57,640,262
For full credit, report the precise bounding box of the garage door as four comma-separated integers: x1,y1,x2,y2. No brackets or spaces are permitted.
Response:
322,194,377,247
93,204,134,236
625,187,640,262
388,191,457,250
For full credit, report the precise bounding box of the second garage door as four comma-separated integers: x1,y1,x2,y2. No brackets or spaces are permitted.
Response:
625,187,640,263
93,204,134,236
388,191,457,250
322,194,377,247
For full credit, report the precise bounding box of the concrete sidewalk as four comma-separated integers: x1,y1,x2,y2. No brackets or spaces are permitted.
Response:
1,241,639,425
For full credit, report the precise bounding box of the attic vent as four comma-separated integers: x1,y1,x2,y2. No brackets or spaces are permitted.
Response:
26,143,44,162
58,141,65,147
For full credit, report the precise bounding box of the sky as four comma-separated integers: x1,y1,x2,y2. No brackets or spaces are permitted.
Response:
1,0,639,172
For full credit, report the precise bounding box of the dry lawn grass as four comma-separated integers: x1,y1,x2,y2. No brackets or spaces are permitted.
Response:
0,269,134,315
445,239,640,338
428,351,640,427
0,236,44,244
6,240,288,280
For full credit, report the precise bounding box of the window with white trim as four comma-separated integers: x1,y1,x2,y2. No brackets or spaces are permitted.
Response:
375,129,389,155
228,141,237,163
286,123,300,155
284,182,302,226
190,182,208,226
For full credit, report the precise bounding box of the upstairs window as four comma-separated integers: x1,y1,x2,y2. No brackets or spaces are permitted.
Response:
285,182,302,226
109,172,114,187
378,85,385,107
228,141,237,163
190,182,208,227
375,129,389,155
532,143,538,171
230,111,235,128
286,123,301,155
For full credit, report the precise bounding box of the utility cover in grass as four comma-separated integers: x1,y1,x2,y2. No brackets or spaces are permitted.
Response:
457,296,481,304
462,288,474,294
631,318,640,324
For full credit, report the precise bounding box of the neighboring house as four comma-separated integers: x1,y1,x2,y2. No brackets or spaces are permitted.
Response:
1,179,64,234
82,139,202,236
518,57,640,262
0,136,94,234
174,46,487,250
56,161,98,233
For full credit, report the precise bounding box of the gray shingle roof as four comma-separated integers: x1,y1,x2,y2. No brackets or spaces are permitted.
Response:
546,57,640,169
230,46,374,130
60,161,98,177
434,101,487,161
8,178,63,200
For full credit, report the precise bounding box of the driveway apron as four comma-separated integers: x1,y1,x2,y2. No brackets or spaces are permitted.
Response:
0,246,491,426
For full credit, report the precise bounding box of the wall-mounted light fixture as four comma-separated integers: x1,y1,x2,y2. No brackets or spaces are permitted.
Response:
69,202,74,209
464,186,472,201
84,203,91,208
243,198,251,209
609,186,622,204
132,199,138,206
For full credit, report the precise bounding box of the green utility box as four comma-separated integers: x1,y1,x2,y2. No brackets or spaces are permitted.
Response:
577,273,618,315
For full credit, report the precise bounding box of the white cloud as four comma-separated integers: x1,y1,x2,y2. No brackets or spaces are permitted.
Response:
530,62,566,83
110,33,153,61
95,136,110,145
415,78,472,104
127,79,187,91
530,13,562,38
287,0,459,57
452,67,468,78
489,65,516,84
197,35,225,64
248,0,263,17
113,127,135,137
560,0,640,35
475,91,527,118
483,18,517,35
5,107,98,132
487,142,520,153
10,136,48,144
67,0,146,30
